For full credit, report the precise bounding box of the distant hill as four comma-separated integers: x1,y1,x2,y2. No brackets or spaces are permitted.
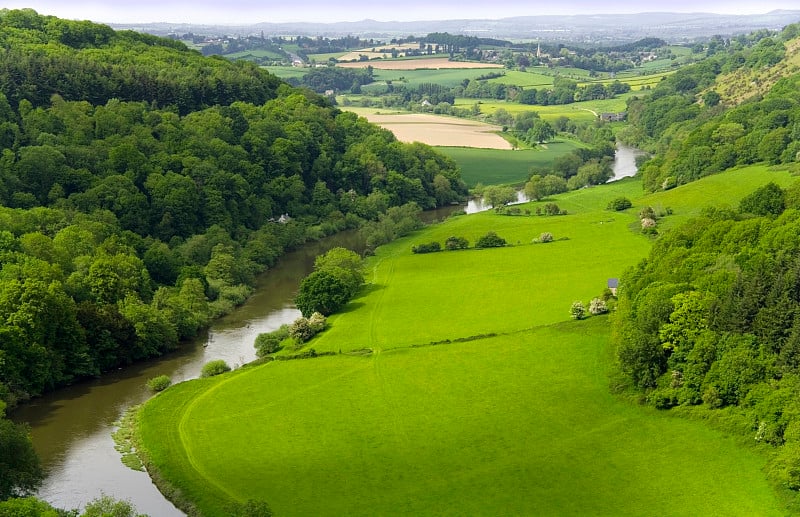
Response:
714,35,800,105
114,11,800,44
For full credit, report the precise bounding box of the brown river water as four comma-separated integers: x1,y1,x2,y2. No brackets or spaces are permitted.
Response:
10,145,640,515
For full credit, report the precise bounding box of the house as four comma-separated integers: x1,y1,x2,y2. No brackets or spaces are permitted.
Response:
607,278,619,296
600,112,627,122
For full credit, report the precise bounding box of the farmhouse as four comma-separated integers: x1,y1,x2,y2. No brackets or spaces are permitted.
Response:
607,278,619,296
600,112,627,122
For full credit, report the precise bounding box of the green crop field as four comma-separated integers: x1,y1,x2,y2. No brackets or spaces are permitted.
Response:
370,68,499,88
486,69,555,87
263,66,309,80
137,167,799,516
225,49,285,60
463,95,634,122
440,142,584,186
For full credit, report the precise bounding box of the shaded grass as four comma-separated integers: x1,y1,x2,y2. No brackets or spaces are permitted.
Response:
140,318,786,516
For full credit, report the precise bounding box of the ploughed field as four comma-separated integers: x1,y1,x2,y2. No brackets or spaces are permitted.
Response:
355,112,512,149
137,167,797,516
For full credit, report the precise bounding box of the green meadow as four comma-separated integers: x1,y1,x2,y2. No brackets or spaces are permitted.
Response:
372,68,498,88
467,95,634,121
137,167,798,516
439,142,584,186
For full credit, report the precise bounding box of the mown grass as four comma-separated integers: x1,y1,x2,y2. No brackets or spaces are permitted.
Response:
140,318,785,516
137,167,799,516
439,141,584,186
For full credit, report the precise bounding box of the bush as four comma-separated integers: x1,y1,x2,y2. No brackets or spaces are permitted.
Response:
607,197,632,211
570,301,586,320
538,232,554,243
543,202,565,216
639,206,656,220
589,297,608,315
475,231,506,248
255,325,289,356
289,312,327,343
201,359,231,378
412,241,441,254
146,375,172,392
445,236,469,250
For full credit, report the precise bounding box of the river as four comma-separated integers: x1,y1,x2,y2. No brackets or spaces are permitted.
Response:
11,231,366,516
11,144,641,515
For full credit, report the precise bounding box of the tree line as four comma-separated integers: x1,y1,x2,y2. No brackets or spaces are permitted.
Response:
614,181,800,494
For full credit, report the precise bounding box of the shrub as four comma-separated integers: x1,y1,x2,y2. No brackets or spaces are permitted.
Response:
255,325,290,356
308,312,327,333
607,197,632,211
589,297,608,315
445,236,469,250
639,206,656,220
543,202,564,216
146,375,172,392
570,301,586,320
475,231,506,248
538,232,554,243
412,241,441,254
289,312,327,343
201,359,231,378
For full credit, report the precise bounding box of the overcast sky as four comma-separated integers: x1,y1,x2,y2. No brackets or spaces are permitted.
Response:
3,1,799,25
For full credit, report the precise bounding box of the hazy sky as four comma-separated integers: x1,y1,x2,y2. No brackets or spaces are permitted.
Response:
3,0,799,25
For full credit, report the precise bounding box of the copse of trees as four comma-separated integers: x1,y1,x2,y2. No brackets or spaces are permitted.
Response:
613,182,800,493
295,248,364,317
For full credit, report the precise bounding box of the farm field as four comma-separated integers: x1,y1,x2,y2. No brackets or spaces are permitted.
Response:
338,57,505,70
136,167,799,516
440,143,584,186
371,68,503,88
467,94,634,121
263,66,309,80
349,111,512,149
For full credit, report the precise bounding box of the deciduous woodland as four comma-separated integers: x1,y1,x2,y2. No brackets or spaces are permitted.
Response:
5,6,800,516
0,9,465,405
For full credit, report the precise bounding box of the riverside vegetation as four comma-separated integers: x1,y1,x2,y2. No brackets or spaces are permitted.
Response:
5,8,800,516
137,167,800,515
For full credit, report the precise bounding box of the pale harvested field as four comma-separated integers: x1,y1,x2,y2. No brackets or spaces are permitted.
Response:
357,112,512,149
337,57,504,70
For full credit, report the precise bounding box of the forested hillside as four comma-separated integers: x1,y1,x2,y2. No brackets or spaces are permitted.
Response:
614,183,800,493
0,9,466,405
623,23,800,192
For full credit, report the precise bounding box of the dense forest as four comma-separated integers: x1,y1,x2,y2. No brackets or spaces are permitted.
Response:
0,9,466,407
623,23,800,191
614,182,800,491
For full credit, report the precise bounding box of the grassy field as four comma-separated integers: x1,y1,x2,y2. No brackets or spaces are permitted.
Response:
136,167,799,516
466,94,635,122
263,66,309,80
139,319,784,516
440,142,584,186
371,68,502,88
